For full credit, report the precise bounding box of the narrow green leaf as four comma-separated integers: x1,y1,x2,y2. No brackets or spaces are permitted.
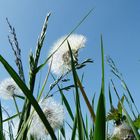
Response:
107,56,139,115
80,111,89,139
86,115,89,139
108,83,114,110
121,81,139,115
124,94,137,119
67,41,84,140
71,113,78,140
94,35,106,140
51,74,74,121
60,127,66,139
133,115,140,129
59,88,74,121
3,113,21,123
117,96,125,115
76,74,96,123
0,55,57,140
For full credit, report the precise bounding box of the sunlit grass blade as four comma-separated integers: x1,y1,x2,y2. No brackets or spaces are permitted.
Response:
94,35,106,140
0,55,57,140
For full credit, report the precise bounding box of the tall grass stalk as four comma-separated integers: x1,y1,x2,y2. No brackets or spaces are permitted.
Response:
94,35,106,140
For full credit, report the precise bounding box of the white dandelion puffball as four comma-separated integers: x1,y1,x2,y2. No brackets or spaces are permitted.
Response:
0,78,22,99
48,34,86,75
111,122,134,139
29,97,64,139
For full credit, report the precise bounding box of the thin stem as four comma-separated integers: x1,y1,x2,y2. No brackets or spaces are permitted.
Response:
13,96,20,119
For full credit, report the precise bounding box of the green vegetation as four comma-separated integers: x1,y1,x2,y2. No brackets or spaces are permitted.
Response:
0,10,139,140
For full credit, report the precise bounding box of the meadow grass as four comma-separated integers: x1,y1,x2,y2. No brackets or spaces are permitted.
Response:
0,9,139,140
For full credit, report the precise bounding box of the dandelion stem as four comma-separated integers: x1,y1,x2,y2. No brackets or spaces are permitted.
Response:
13,96,20,119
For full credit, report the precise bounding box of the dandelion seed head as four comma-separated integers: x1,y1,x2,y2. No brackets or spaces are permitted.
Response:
29,97,64,139
112,122,135,139
0,78,22,99
48,34,86,75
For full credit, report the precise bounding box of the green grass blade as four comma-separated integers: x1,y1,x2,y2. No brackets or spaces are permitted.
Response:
107,56,139,115
37,57,52,101
133,116,140,129
76,74,96,123
67,41,96,123
13,96,20,119
108,83,114,110
94,92,106,140
67,41,84,140
94,35,106,140
71,113,78,140
51,74,74,121
80,111,89,139
3,113,21,123
59,87,74,121
121,81,139,115
86,115,89,139
60,127,66,139
124,94,137,119
0,102,4,140
0,55,57,140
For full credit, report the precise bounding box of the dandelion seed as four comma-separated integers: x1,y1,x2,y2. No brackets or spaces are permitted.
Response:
111,121,135,140
0,78,22,99
29,97,64,139
48,34,86,75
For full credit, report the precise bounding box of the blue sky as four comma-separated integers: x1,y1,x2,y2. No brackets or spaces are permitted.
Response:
0,0,140,129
